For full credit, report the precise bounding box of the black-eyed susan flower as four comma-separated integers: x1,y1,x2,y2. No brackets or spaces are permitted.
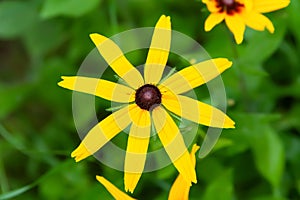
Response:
203,0,290,44
58,15,234,193
168,144,200,200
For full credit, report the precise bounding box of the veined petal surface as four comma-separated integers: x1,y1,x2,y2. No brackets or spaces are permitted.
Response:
124,109,151,193
90,33,144,89
71,104,138,162
144,15,171,84
152,106,196,183
58,76,135,102
168,144,200,200
160,58,232,94
96,176,136,200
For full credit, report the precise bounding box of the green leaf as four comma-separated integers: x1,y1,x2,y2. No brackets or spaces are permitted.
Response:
287,0,300,45
235,13,287,79
0,84,32,120
250,126,285,189
23,20,66,58
212,137,234,152
0,1,38,38
40,0,101,18
0,160,66,199
0,184,34,200
202,24,235,58
252,196,286,200
238,14,287,66
202,169,234,200
231,114,285,189
0,124,26,152
196,157,224,184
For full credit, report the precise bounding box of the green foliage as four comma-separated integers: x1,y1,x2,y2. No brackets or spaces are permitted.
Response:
0,1,38,38
0,0,299,199
231,114,285,190
40,0,102,18
202,170,234,200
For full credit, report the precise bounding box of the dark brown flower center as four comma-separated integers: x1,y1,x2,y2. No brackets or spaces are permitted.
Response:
135,84,161,111
216,0,244,15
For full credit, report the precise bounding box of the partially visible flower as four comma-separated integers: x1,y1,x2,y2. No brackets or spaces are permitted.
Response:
203,0,290,44
96,176,136,200
168,144,200,200
96,144,200,200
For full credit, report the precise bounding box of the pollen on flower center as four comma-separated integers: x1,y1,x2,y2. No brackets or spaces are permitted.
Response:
135,84,162,111
216,0,244,15
222,0,234,5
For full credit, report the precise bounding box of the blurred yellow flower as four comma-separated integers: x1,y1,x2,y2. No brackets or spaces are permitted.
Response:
58,15,234,193
203,0,290,44
168,144,200,200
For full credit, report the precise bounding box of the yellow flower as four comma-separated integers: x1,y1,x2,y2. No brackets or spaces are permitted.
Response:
203,0,290,44
168,144,200,200
58,15,234,193
96,144,200,200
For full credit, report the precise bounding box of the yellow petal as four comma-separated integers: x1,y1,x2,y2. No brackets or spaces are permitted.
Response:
168,144,200,200
71,104,137,162
242,12,274,33
160,58,232,94
144,15,171,84
225,15,246,44
252,0,290,13
202,0,220,12
204,13,225,31
190,144,200,167
152,106,197,183
129,104,151,128
244,0,253,12
124,110,151,193
96,176,137,200
58,76,135,102
90,33,144,89
162,92,235,128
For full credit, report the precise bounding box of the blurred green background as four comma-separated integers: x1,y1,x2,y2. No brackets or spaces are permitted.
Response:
0,0,300,199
